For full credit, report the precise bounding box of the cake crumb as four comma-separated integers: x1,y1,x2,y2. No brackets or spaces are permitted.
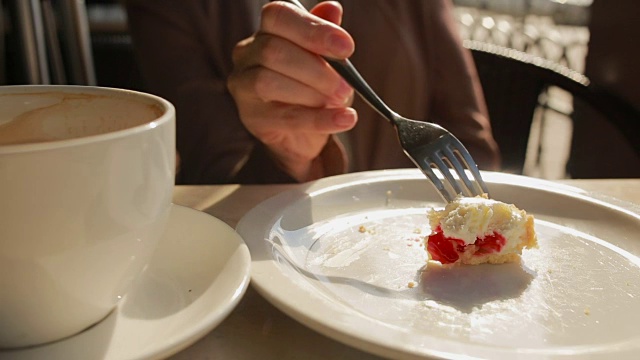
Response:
584,307,590,315
358,225,367,233
385,190,393,206
408,281,417,288
413,228,422,234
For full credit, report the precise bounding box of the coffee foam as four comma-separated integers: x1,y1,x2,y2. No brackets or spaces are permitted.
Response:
0,92,164,146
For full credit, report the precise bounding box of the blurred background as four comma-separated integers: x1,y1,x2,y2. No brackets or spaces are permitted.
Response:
1,0,637,179
453,0,591,179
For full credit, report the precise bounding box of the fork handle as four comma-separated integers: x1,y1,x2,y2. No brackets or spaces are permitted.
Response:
323,57,397,125
284,0,397,125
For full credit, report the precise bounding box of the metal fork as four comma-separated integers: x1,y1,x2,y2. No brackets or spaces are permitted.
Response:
287,0,490,202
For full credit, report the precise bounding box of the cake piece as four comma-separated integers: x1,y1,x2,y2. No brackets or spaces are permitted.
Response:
425,195,537,265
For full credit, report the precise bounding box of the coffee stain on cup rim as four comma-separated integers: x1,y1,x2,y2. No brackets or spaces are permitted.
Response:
0,89,174,154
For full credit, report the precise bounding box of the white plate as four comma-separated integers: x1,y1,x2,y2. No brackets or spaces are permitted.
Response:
1,204,251,360
237,169,640,360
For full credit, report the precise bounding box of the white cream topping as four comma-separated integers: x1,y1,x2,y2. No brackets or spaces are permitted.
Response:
428,195,528,248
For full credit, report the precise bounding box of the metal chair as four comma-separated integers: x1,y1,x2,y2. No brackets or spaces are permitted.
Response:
2,0,95,85
466,40,640,175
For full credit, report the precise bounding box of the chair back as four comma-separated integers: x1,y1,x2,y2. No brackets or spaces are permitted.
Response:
466,40,640,175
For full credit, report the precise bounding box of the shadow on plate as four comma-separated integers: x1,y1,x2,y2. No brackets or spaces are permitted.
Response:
272,240,535,313
419,262,535,313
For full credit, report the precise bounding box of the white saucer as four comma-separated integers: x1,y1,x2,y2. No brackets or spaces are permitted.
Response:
1,204,251,360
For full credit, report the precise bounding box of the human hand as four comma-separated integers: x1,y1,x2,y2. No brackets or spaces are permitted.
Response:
227,1,357,182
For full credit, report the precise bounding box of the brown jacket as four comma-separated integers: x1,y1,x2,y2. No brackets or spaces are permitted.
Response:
126,0,500,184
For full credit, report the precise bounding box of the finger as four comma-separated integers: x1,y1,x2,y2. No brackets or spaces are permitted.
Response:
237,34,352,105
310,1,343,25
230,66,330,108
260,104,358,135
260,1,354,59
231,36,253,65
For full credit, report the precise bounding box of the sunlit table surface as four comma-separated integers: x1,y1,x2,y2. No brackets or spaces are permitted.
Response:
168,178,640,360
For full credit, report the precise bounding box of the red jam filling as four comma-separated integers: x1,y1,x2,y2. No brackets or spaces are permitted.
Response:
426,226,465,264
426,226,506,264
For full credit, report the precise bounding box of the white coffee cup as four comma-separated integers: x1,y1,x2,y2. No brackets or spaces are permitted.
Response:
0,85,175,348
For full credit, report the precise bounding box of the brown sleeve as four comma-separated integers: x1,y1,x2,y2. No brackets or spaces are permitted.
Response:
423,0,501,170
235,134,347,184
125,0,307,184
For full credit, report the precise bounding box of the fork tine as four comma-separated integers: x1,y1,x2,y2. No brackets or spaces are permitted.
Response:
419,163,456,203
442,146,477,197
430,153,464,198
449,141,490,196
